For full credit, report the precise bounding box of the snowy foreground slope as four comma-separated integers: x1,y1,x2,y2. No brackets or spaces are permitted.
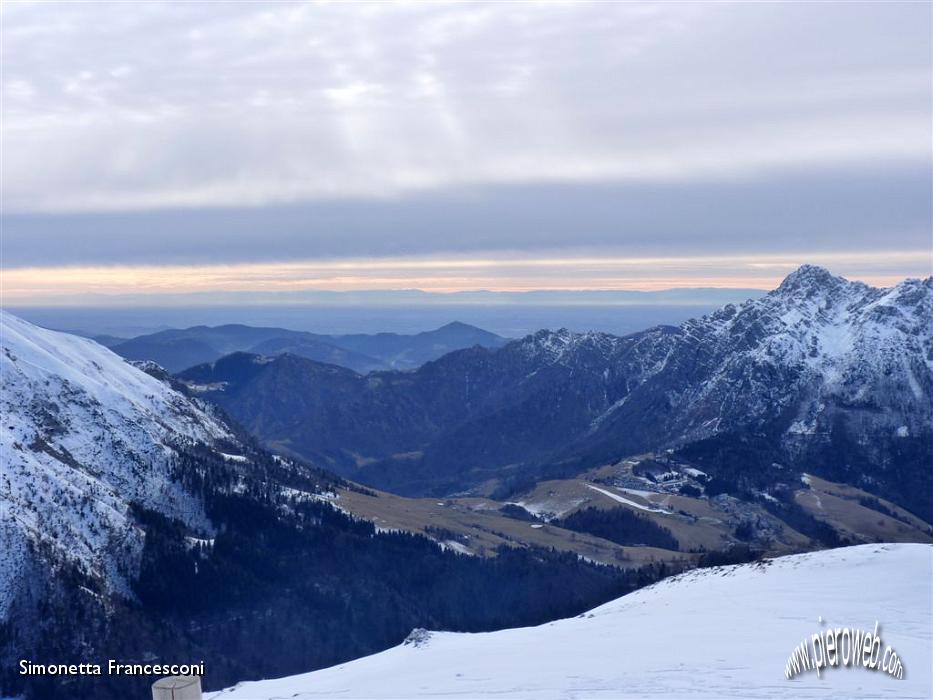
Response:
210,544,932,700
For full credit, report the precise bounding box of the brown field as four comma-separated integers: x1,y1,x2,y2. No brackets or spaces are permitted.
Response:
326,465,932,571
335,486,692,569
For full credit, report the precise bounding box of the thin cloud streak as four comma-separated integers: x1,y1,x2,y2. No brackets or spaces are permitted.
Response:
4,251,927,305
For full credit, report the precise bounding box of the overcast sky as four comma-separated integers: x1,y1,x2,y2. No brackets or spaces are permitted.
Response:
2,1,931,303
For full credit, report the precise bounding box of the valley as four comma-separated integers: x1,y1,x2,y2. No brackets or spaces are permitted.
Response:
325,451,932,570
177,267,933,522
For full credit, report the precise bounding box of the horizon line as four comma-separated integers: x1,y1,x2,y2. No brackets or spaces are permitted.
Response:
2,253,927,306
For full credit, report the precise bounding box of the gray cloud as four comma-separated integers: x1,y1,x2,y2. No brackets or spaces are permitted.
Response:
1,1,930,270
3,3,930,205
3,164,930,267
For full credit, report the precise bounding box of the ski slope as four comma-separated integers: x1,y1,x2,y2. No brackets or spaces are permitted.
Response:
209,543,932,699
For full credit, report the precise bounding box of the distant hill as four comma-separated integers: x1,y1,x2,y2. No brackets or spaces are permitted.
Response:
110,321,508,372
330,321,507,369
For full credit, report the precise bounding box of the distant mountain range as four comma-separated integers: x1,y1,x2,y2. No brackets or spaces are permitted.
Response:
180,266,933,521
107,320,507,373
10,286,769,345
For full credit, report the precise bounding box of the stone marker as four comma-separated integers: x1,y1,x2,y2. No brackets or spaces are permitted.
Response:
152,675,202,700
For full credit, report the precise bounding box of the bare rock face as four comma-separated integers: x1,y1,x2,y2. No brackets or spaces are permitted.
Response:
403,628,434,648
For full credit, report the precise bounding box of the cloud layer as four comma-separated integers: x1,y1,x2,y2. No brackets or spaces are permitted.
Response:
1,1,930,290
4,1,930,210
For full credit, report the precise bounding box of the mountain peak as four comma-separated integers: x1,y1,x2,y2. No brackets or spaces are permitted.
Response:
434,320,502,336
439,321,473,330
779,264,837,285
775,264,852,296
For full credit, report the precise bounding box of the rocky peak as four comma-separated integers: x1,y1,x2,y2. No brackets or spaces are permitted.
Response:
774,264,850,297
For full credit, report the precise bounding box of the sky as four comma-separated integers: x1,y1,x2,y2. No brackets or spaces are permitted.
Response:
2,0,931,305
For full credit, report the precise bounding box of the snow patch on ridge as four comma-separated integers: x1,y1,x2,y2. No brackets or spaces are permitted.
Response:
584,484,671,514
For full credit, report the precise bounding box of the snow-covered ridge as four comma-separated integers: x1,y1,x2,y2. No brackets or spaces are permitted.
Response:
209,543,932,699
526,267,931,447
0,312,232,619
681,268,933,437
517,327,626,365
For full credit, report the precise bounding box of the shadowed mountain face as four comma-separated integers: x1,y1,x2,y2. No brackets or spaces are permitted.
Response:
180,267,933,518
110,321,507,373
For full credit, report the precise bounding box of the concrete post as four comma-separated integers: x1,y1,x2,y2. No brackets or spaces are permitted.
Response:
152,675,202,700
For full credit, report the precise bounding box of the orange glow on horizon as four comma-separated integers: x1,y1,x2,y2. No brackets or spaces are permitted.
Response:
1,251,927,305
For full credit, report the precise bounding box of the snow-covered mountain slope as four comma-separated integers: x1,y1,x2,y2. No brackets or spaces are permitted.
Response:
0,311,232,619
584,265,932,442
567,266,933,518
209,543,933,700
